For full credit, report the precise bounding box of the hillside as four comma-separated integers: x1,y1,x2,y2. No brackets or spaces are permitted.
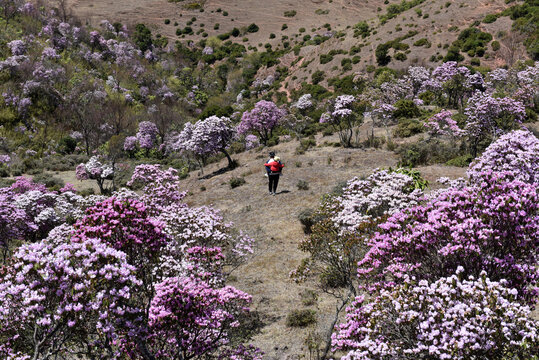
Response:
67,0,535,92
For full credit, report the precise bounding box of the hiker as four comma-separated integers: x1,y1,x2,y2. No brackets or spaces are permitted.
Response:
264,152,284,195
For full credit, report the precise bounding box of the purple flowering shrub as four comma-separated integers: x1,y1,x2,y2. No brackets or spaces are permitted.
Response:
468,129,539,184
464,91,526,155
238,100,286,145
357,174,539,302
145,276,252,359
333,270,539,360
73,197,168,287
0,235,140,360
137,121,159,150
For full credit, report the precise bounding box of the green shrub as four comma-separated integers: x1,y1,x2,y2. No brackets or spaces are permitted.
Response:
397,140,464,167
311,70,325,84
286,309,317,327
394,52,407,61
164,19,170,24
284,10,297,17
446,154,473,167
247,23,259,33
394,118,424,137
295,138,316,154
58,136,77,155
33,173,65,191
483,14,498,23
229,177,246,188
297,180,309,190
491,40,500,51
394,99,421,118
320,53,334,64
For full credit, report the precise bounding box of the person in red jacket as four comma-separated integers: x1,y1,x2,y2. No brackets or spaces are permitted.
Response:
264,154,284,195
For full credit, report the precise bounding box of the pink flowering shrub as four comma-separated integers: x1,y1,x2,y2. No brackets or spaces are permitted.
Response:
146,276,252,359
73,197,168,271
238,100,286,145
424,110,465,138
357,174,539,302
137,121,159,150
333,270,539,360
0,236,140,360
468,129,539,184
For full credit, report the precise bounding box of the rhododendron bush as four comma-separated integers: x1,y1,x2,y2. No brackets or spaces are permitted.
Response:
0,164,258,359
357,174,539,301
468,129,539,184
333,270,539,360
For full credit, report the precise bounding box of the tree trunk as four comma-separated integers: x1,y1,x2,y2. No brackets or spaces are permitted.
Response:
221,148,234,168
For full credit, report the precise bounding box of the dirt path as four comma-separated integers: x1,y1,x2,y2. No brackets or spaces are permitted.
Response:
177,134,466,359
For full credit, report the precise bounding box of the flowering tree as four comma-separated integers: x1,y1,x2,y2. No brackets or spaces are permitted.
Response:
357,174,539,302
333,270,539,360
370,102,396,140
320,95,361,147
76,156,115,194
178,116,236,167
0,235,140,360
424,110,465,138
468,129,539,184
238,100,286,145
137,121,159,151
464,91,526,155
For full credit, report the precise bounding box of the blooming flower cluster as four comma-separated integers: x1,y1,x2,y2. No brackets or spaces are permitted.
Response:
136,121,159,150
175,116,236,166
331,169,423,234
424,110,465,138
294,93,313,110
333,270,539,360
76,156,114,193
237,100,286,144
468,129,539,184
357,174,539,301
0,235,140,360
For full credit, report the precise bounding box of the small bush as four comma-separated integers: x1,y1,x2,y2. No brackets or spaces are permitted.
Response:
297,180,309,190
247,23,259,33
300,290,318,306
394,99,421,118
394,119,424,138
164,19,171,24
286,309,317,327
284,10,297,17
229,177,246,188
298,208,324,234
446,154,473,167
33,173,65,191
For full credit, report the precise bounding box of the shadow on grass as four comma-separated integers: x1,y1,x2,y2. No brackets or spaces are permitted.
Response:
198,161,239,180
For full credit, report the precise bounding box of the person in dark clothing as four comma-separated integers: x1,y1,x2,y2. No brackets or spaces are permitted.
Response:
264,154,284,195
